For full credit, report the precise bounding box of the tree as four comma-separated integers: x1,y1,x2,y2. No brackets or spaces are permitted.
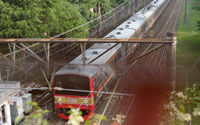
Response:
0,0,88,38
197,21,200,30
96,0,111,17
111,0,127,7
51,0,89,38
69,0,97,21
192,0,200,30
192,0,200,10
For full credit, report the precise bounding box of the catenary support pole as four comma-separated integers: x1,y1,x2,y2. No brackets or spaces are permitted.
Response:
13,43,16,72
47,43,50,76
166,32,177,92
80,43,86,64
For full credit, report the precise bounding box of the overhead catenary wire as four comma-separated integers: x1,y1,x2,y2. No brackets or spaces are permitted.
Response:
51,0,129,38
0,87,135,97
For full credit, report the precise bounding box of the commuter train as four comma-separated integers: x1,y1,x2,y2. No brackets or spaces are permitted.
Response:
54,0,168,120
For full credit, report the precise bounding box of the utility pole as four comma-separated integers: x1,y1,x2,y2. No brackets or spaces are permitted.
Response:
166,32,177,92
47,43,50,76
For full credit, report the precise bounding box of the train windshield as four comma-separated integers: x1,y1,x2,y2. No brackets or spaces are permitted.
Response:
54,74,90,96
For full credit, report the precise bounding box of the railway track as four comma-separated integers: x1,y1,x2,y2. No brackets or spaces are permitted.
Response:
144,0,183,68
92,0,183,125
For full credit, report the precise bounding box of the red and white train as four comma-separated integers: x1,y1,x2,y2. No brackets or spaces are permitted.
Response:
54,0,169,120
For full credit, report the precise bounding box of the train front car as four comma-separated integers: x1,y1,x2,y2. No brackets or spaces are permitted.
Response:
54,65,98,120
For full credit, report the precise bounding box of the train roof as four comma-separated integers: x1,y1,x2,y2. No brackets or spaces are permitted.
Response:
55,0,166,77
55,65,100,77
55,65,111,78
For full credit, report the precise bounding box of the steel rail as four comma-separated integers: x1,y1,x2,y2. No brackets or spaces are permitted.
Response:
147,50,157,66
124,87,140,122
145,0,178,67
158,46,167,69
171,0,183,32
145,0,177,66
98,79,121,125
128,43,168,64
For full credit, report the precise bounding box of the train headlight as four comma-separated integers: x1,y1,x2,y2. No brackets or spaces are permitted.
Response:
83,99,88,104
57,98,62,102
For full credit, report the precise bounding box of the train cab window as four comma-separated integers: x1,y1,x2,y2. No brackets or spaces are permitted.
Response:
54,75,90,96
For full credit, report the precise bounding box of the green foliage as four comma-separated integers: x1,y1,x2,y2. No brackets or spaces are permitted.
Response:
177,0,200,87
191,0,200,30
111,0,127,7
15,116,24,125
84,114,108,125
0,0,88,38
24,102,49,125
97,0,111,15
177,0,200,66
161,84,200,125
0,0,128,38
191,0,200,11
70,0,97,21
197,21,200,30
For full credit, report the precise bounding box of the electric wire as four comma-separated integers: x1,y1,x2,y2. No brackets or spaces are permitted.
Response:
0,87,135,97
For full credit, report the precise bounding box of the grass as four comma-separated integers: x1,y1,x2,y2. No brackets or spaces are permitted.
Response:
176,2,200,124
176,0,200,86
177,0,200,66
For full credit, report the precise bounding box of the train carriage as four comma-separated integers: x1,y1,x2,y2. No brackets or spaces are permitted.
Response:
54,64,114,119
54,0,169,120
